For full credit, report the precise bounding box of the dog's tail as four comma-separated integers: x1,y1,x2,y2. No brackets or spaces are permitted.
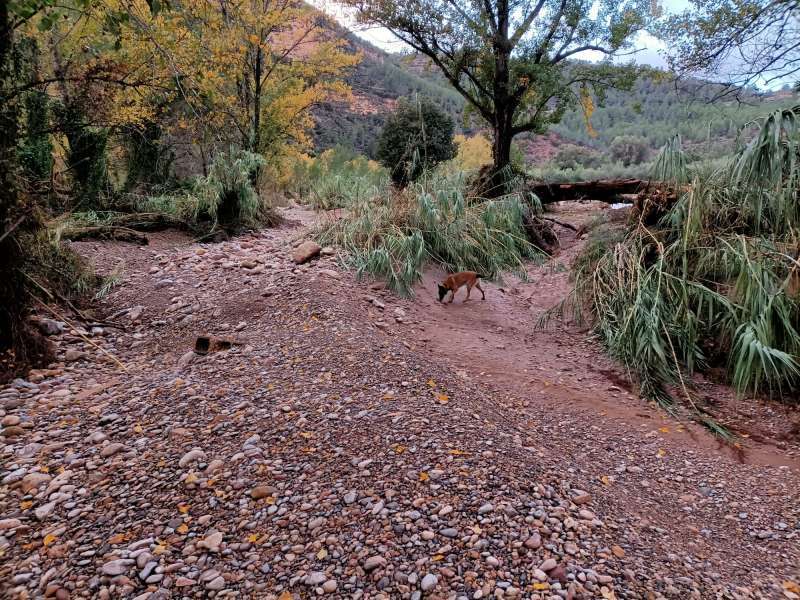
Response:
476,273,487,279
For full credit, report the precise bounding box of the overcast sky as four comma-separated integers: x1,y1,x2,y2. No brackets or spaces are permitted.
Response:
313,0,694,68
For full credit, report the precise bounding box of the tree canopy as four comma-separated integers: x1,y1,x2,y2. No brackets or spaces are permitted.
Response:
662,0,800,95
376,96,456,185
346,0,652,175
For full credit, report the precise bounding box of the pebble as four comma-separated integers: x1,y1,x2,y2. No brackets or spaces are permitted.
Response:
198,531,223,553
364,556,386,571
540,559,557,572
179,448,206,468
205,576,225,590
102,559,133,576
251,485,275,499
524,533,542,549
478,502,494,515
421,573,438,591
306,571,326,586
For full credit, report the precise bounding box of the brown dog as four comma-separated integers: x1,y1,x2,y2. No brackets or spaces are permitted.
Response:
437,271,485,303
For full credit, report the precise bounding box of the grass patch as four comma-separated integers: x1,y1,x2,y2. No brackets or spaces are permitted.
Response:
290,147,389,210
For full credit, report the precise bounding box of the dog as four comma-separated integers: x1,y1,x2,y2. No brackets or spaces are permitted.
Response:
437,271,485,303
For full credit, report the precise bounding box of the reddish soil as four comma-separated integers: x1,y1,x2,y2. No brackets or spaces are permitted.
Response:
406,202,800,470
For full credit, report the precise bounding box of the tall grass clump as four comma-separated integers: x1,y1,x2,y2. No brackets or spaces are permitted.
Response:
291,147,389,209
318,171,543,296
548,106,800,407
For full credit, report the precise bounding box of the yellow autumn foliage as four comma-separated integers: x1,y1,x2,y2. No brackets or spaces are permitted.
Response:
453,134,492,171
26,0,359,173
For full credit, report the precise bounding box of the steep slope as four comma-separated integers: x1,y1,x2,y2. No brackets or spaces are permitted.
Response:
311,36,465,155
552,79,798,157
312,31,798,163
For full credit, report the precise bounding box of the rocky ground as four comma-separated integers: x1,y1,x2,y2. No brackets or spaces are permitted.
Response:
1,203,799,599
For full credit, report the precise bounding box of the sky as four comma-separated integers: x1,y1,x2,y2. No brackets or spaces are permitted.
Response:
312,0,694,68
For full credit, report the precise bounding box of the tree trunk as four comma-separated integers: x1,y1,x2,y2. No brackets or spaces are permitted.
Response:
252,44,262,154
490,0,514,192
492,117,513,173
0,0,22,353
0,5,53,373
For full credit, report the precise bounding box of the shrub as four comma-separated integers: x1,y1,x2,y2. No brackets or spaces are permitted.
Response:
609,135,649,166
53,101,111,208
19,90,52,183
452,134,493,172
527,161,653,182
376,97,456,187
290,147,389,209
109,148,276,234
552,144,604,170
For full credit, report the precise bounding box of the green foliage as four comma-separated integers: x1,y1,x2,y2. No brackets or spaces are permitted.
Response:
661,0,798,94
53,101,110,208
290,146,389,209
192,148,267,230
24,227,98,300
119,148,274,233
550,77,798,154
650,134,690,186
549,107,800,404
123,121,175,191
19,89,52,182
347,0,649,173
376,97,456,186
318,171,542,296
609,135,649,166
553,144,604,170
528,161,653,183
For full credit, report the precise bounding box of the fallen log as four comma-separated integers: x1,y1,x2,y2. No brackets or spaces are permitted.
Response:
531,178,646,203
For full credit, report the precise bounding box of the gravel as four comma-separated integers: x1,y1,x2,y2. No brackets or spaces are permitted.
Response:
0,211,797,599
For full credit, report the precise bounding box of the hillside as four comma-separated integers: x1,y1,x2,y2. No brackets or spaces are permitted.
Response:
551,79,799,159
311,37,465,155
312,39,799,163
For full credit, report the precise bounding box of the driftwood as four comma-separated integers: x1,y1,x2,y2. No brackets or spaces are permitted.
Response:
541,216,579,232
531,178,646,203
523,213,559,254
103,212,185,231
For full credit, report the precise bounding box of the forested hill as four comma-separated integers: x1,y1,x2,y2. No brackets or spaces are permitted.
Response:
312,33,798,160
310,36,464,154
551,78,798,157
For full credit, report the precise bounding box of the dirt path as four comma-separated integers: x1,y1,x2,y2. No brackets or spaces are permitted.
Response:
407,203,800,471
1,202,798,600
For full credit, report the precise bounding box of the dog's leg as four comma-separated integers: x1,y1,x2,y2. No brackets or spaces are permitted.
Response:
448,289,455,303
476,280,485,300
464,283,472,302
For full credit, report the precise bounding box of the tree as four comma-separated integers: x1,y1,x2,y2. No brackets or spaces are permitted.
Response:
609,134,648,165
346,0,651,180
662,0,800,96
1,0,101,369
126,0,359,166
376,96,456,185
